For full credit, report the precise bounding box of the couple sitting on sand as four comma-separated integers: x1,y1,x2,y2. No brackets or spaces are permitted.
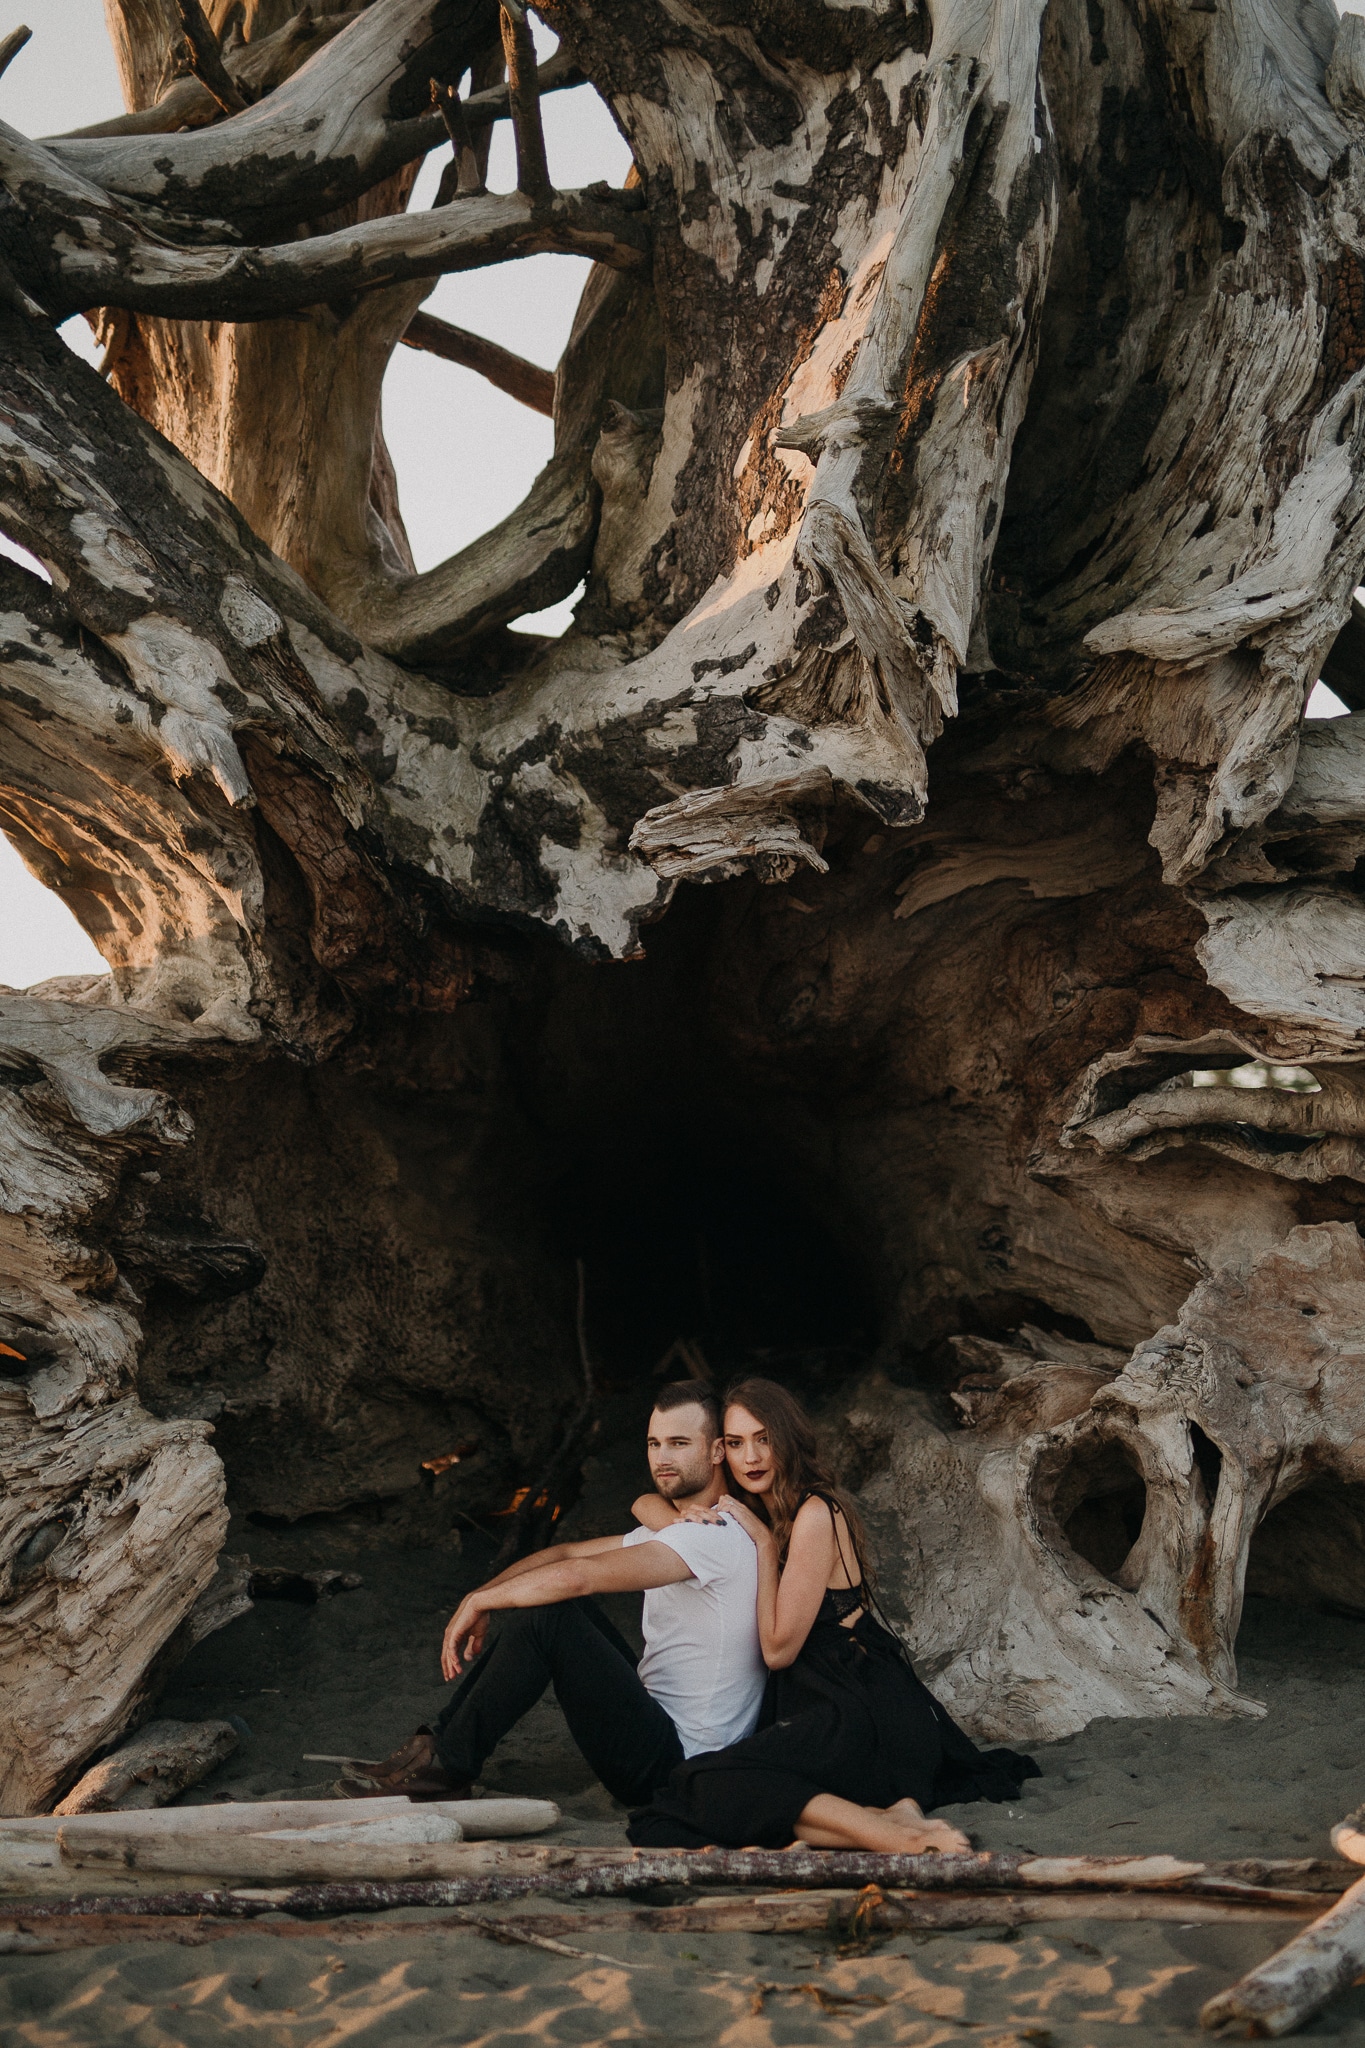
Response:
343,1377,1037,1848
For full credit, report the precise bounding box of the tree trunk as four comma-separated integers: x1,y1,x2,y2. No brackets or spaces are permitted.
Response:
3,0,1365,1810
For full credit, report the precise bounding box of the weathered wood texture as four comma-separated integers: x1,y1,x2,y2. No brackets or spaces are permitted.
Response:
830,1224,1365,1739
1200,1872,1365,2037
4,0,1365,1806
1197,1807,1365,2038
0,1799,557,1891
0,998,239,1815
4,1848,1356,1926
0,1891,1327,1957
53,1720,239,1815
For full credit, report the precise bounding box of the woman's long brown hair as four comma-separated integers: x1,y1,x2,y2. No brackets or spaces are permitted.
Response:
722,1376,874,1590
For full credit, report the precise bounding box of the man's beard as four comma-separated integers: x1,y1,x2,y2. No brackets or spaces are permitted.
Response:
654,1457,714,1500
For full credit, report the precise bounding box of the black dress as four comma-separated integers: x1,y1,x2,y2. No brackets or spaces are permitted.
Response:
627,1510,1038,1850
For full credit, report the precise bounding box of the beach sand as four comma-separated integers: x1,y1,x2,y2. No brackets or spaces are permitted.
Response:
4,1518,1364,2048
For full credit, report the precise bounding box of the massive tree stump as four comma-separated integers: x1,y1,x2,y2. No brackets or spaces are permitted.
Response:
4,0,1365,1805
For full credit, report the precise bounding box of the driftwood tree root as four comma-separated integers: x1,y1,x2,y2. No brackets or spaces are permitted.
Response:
8,0,1365,1805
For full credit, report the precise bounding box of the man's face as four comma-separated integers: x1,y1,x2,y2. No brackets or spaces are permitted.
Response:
646,1404,723,1500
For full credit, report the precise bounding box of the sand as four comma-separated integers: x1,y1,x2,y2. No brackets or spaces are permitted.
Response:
4,1523,1365,2045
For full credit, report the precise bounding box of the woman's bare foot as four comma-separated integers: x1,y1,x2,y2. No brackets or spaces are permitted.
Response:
792,1792,972,1855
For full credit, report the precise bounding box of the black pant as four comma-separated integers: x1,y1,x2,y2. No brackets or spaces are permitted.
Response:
433,1598,684,1807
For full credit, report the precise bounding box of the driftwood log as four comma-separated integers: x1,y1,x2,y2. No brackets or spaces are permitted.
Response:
0,1889,1329,1958
1199,1875,1365,2037
5,1847,1356,1918
0,1796,562,1890
6,0,1365,1805
53,1720,238,1815
1200,1808,1365,2038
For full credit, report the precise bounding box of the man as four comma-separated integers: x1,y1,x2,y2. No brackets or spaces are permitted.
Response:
342,1381,765,1805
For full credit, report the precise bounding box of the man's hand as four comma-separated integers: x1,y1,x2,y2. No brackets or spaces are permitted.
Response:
441,1593,491,1679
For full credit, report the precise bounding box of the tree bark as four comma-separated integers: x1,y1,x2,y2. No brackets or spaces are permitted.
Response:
4,0,1365,1811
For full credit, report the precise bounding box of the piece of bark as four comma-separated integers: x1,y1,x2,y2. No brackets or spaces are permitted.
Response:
1199,1871,1365,2037
53,1721,238,1816
52,1816,566,1885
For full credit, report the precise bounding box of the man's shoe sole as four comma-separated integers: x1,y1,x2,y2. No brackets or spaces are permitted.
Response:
336,1774,472,1802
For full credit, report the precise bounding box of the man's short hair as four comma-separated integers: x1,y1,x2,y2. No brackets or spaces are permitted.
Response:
653,1379,721,1440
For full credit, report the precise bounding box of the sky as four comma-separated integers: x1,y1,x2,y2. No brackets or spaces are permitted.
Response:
0,0,1355,985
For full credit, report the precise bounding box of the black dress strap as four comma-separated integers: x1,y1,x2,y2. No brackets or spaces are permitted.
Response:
798,1488,863,1605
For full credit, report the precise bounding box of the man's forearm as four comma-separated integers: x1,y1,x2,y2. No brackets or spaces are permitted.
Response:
479,1533,624,1595
479,1549,560,1594
476,1557,594,1613
472,1541,692,1614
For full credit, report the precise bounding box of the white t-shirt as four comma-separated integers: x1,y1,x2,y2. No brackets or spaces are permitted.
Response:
621,1520,765,1756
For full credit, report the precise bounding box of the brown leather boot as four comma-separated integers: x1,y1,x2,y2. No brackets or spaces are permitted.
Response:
337,1727,470,1801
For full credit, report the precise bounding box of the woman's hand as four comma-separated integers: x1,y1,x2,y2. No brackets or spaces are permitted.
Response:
441,1593,490,1679
677,1494,773,1548
674,1500,728,1526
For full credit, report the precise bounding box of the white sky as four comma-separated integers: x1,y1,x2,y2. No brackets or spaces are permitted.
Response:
0,0,1355,984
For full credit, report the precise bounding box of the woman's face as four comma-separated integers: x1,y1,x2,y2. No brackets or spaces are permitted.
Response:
724,1404,775,1496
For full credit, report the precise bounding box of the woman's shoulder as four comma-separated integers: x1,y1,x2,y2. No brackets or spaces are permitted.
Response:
796,1487,843,1518
792,1489,842,1533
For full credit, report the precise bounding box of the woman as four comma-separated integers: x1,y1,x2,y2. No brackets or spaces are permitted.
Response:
626,1377,1037,1853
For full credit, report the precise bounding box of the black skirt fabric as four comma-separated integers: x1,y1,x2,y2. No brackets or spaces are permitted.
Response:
627,1601,1039,1850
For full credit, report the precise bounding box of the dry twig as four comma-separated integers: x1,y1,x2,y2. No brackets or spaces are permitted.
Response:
401,313,555,414
0,25,31,80
499,1,551,198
